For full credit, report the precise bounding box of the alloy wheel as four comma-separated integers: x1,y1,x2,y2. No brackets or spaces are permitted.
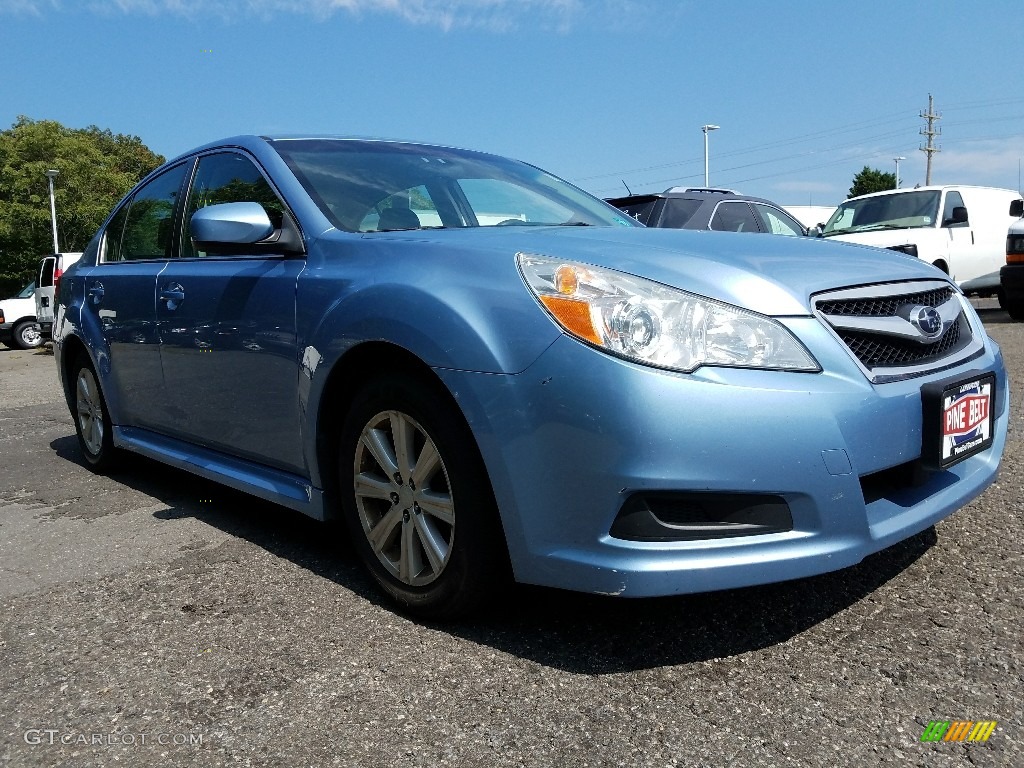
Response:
76,367,106,457
353,410,455,586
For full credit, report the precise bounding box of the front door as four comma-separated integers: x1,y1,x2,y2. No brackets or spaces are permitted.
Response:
156,151,306,474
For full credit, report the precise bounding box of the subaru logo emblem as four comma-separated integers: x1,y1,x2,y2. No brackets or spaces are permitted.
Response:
909,305,943,338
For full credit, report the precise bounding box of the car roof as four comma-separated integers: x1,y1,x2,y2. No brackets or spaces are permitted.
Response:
606,187,786,208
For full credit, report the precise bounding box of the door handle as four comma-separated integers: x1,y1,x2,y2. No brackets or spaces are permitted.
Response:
160,283,185,311
87,282,104,304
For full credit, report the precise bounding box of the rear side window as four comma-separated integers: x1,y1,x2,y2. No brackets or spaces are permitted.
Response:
103,163,189,262
710,202,759,233
38,258,55,287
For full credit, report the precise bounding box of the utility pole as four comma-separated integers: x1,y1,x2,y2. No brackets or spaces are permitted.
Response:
919,93,941,185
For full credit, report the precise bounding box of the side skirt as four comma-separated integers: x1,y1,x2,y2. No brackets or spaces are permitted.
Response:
113,426,330,520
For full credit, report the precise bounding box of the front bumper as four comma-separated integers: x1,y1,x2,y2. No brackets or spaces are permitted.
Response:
437,322,1008,597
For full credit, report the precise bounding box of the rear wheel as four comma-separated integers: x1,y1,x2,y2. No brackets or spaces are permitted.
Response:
72,355,118,471
338,373,509,618
11,320,43,350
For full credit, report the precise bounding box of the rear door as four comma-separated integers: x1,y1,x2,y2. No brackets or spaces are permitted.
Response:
35,256,56,326
156,150,306,474
80,161,191,431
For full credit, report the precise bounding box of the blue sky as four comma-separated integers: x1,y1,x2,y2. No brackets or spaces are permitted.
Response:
1,0,1022,207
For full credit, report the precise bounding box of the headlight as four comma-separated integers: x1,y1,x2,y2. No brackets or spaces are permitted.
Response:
518,253,820,373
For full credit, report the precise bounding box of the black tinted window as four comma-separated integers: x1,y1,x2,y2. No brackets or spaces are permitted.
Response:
710,202,759,233
660,198,703,228
106,163,189,262
613,197,658,225
182,152,285,258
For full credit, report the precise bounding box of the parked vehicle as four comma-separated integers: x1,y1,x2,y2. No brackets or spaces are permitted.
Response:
607,187,810,236
999,198,1024,320
34,252,83,338
0,282,43,350
820,186,1023,297
54,136,1007,618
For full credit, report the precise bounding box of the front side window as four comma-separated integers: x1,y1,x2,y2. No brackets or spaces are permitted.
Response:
753,204,805,236
182,152,285,257
271,139,638,233
105,163,189,262
942,191,967,227
709,202,759,233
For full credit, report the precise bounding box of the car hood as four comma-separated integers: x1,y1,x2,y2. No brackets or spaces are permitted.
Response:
364,226,947,316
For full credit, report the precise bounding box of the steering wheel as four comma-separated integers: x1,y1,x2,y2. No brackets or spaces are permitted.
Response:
495,218,527,226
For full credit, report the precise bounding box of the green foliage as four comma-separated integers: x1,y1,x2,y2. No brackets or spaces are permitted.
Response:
0,116,164,296
848,166,897,199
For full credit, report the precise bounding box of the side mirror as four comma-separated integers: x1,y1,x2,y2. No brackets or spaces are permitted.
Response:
1010,199,1024,217
943,206,969,227
190,202,275,245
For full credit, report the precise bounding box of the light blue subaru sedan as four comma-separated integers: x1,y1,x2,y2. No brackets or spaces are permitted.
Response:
54,136,1008,617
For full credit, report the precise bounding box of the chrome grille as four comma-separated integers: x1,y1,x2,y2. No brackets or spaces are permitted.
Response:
812,280,981,383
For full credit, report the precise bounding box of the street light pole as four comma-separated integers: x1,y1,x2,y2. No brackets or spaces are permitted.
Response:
44,169,60,253
702,124,719,187
893,156,906,190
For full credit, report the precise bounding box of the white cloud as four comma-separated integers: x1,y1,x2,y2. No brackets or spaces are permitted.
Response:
938,137,1024,179
6,0,586,31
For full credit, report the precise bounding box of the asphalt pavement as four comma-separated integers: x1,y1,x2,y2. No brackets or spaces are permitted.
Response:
0,302,1021,767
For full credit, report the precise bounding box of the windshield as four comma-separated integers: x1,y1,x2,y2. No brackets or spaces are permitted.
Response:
271,139,639,232
821,190,940,236
15,281,36,299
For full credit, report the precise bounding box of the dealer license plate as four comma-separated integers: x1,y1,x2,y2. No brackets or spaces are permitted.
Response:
921,372,996,469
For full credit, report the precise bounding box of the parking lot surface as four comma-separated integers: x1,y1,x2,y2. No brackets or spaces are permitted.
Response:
0,302,1021,767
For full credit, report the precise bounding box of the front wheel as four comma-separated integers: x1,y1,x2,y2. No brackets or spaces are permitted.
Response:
338,373,509,618
71,355,118,471
1007,302,1024,322
11,320,43,350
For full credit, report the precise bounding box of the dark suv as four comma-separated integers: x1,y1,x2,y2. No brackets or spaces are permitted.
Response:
607,187,809,236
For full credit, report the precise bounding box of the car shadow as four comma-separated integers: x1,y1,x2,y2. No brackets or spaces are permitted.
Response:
50,436,937,673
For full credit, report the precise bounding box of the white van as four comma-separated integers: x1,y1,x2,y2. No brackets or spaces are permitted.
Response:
34,252,83,337
0,282,43,349
820,186,1023,296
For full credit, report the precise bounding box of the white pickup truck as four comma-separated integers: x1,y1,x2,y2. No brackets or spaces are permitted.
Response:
819,186,1023,297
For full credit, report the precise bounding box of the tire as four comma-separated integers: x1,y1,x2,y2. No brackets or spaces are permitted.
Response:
11,320,43,350
1007,302,1024,322
71,355,118,471
338,373,509,619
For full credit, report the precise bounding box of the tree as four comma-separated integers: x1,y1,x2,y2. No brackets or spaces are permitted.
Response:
848,166,896,199
0,117,164,296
